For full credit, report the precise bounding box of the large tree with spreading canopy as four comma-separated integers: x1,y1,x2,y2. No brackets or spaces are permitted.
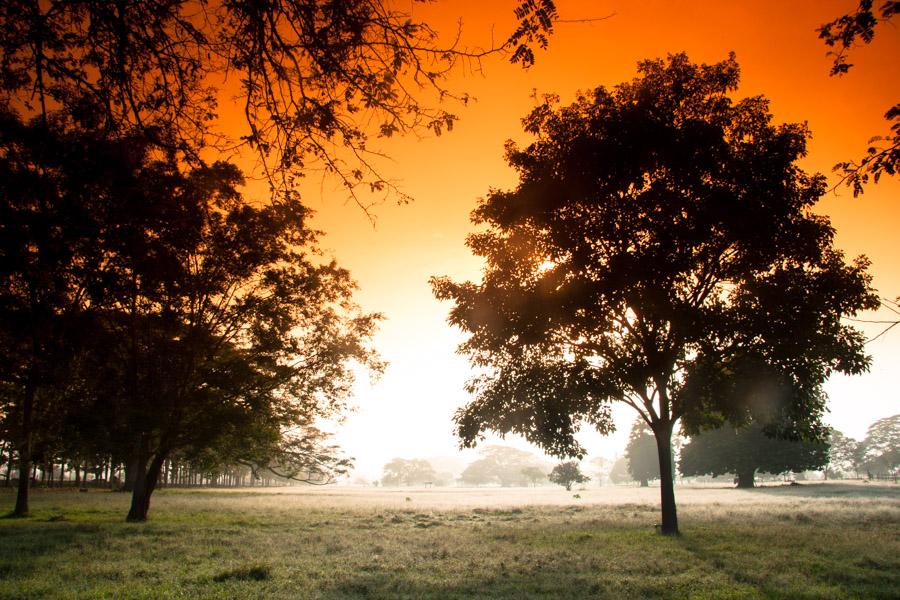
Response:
432,53,878,535
679,423,829,488
0,109,381,520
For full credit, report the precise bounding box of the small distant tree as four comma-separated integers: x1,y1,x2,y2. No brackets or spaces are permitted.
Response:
625,421,662,487
679,424,829,488
380,458,437,487
548,461,589,491
521,465,547,487
860,414,899,478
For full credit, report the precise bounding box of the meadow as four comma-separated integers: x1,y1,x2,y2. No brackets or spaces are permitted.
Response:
0,483,898,599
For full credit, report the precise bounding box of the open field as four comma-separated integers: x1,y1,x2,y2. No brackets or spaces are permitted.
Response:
1,483,898,599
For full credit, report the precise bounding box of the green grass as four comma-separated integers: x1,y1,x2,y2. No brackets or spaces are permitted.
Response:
0,484,897,599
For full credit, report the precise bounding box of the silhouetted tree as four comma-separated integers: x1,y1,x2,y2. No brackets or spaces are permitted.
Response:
679,424,829,488
0,109,116,515
548,461,589,491
818,1,899,195
5,124,382,521
0,0,557,208
129,164,379,521
432,53,878,535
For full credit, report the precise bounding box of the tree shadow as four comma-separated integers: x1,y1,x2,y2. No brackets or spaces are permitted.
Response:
742,482,898,500
322,571,685,600
0,519,149,582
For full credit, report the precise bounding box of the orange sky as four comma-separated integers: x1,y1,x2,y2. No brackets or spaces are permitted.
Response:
266,1,900,479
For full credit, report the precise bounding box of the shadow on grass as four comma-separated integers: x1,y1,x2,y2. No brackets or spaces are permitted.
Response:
677,527,899,600
742,482,898,500
0,519,154,585
1,511,28,520
322,571,681,600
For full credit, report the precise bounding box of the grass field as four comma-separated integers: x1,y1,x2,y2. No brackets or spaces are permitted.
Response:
1,482,898,599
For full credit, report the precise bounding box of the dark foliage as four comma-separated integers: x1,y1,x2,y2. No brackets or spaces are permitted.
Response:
0,109,381,520
818,1,899,196
679,423,829,488
432,53,877,534
0,0,557,208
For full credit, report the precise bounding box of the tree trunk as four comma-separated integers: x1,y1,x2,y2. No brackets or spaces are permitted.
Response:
640,478,649,487
126,453,166,522
735,468,755,488
123,456,138,492
654,422,679,536
13,380,36,517
13,451,32,516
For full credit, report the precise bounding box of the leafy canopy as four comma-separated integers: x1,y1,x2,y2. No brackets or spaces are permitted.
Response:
818,1,899,195
459,444,545,487
0,108,382,518
432,53,877,458
0,0,558,208
625,420,664,485
679,423,829,483
548,460,589,490
860,414,899,475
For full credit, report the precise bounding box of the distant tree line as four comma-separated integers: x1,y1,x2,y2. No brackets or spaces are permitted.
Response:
378,446,554,488
825,415,899,480
0,449,316,490
603,414,899,487
373,414,899,490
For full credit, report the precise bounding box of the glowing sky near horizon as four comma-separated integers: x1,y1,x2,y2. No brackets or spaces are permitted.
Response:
277,0,899,479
